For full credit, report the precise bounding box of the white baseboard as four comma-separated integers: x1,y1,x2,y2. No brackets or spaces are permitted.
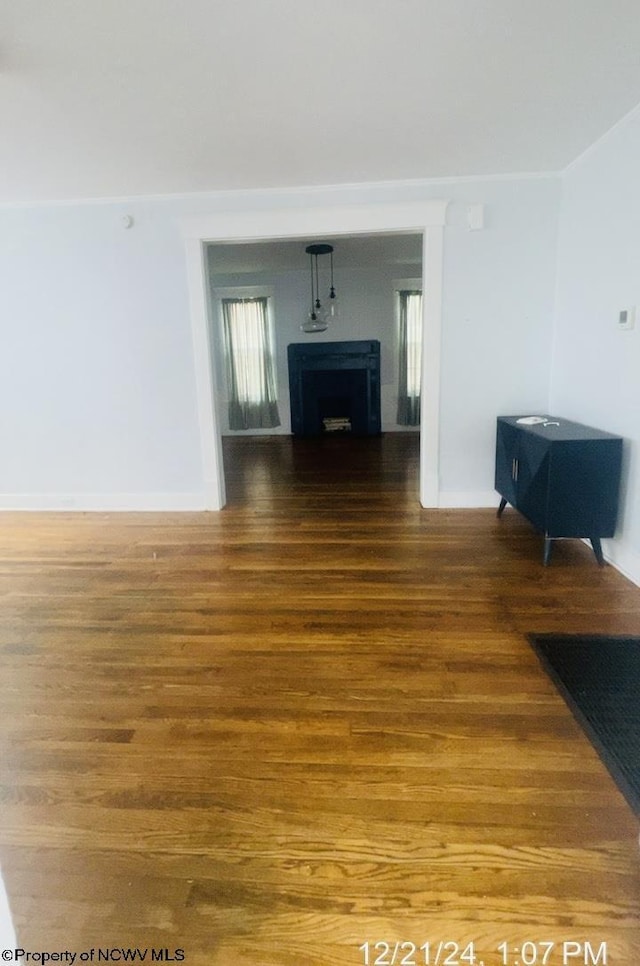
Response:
437,490,499,509
599,539,640,588
0,492,207,511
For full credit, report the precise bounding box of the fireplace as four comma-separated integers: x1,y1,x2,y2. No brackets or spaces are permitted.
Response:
287,340,381,436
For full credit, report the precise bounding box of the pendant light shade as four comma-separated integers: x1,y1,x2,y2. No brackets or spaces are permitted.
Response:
301,243,338,333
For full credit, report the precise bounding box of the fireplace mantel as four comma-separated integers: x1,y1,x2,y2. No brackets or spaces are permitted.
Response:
287,340,381,436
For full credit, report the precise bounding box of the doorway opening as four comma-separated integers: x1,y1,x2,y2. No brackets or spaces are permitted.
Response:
182,200,448,509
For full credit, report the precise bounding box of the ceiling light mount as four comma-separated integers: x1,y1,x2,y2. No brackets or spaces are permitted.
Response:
306,243,334,257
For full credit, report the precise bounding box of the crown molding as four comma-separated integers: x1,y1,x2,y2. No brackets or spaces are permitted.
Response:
0,170,561,211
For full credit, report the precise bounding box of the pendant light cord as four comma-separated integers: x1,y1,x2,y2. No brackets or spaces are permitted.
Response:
315,255,321,308
309,252,315,315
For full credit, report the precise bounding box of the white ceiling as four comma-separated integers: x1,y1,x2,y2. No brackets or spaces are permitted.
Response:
3,0,640,205
208,233,423,276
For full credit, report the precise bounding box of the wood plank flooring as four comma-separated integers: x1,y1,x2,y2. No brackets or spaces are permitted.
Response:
1,433,639,965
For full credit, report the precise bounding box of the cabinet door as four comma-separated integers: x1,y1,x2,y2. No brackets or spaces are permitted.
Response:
546,438,622,537
516,432,551,531
495,420,518,505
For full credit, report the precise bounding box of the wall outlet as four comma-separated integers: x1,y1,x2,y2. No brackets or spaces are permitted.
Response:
618,306,636,330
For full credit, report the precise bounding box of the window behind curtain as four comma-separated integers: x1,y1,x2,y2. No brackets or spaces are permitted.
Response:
396,289,423,426
221,297,281,430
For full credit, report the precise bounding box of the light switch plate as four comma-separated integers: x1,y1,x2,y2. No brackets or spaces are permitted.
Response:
618,306,636,330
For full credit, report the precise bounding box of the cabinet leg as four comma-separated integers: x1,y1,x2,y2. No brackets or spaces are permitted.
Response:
590,537,605,566
497,497,507,518
543,537,553,566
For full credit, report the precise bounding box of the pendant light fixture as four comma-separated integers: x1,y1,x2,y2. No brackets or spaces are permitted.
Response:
301,243,339,333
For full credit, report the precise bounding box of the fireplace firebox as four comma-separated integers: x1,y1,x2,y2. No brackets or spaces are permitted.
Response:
287,340,381,436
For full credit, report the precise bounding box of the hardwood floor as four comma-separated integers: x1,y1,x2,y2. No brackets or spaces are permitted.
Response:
1,432,639,965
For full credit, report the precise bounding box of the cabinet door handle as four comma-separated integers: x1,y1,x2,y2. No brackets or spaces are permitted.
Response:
512,458,519,482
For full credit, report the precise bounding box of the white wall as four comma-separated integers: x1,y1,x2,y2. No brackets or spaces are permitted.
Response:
551,106,640,583
0,203,204,508
438,179,560,505
0,175,560,509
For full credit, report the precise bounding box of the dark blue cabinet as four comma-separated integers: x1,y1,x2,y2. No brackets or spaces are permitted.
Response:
495,415,622,565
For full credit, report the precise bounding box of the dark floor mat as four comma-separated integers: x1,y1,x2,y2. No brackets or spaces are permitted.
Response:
529,634,640,814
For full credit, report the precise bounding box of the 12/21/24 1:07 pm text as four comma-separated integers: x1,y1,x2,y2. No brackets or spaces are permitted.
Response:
358,940,609,965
